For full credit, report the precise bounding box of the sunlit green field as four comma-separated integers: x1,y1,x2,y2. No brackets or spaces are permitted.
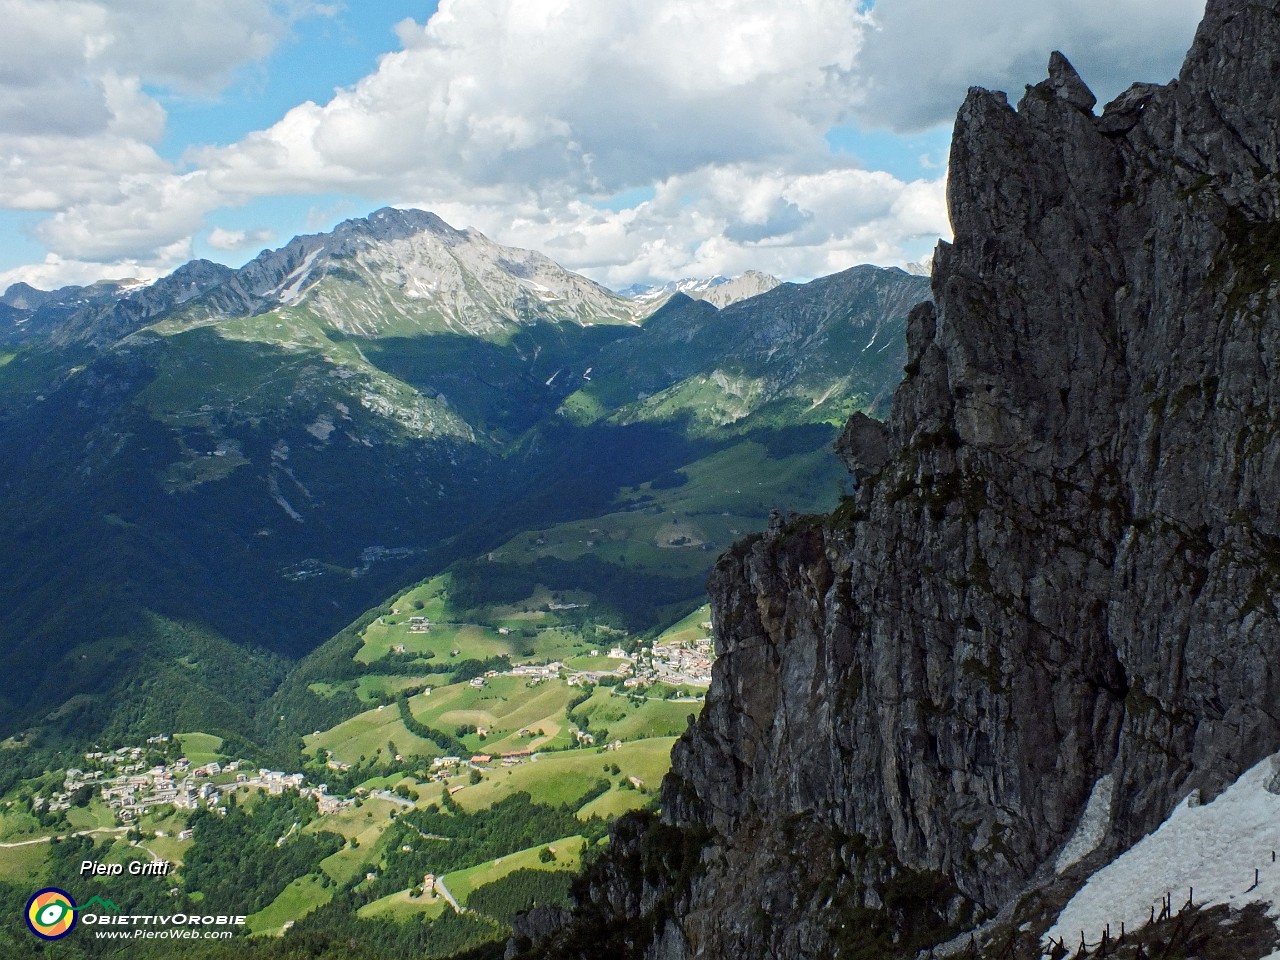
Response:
304,704,441,765
249,873,333,935
452,737,675,813
0,841,50,883
312,802,395,886
177,732,225,766
445,834,587,904
358,887,450,921
65,797,120,832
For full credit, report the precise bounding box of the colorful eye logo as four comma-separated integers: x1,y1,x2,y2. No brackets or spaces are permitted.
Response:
25,888,77,940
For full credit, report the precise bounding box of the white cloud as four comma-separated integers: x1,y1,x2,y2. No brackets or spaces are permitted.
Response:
418,162,949,288
0,0,1207,287
196,0,873,199
0,0,326,107
0,0,330,262
207,227,277,251
0,243,192,292
851,0,1206,131
32,172,219,261
0,133,171,211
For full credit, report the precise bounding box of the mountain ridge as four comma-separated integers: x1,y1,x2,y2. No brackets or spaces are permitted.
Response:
0,207,643,354
619,271,782,310
510,0,1280,957
0,211,927,748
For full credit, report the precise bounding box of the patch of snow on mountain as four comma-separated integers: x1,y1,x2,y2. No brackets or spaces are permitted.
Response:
115,278,156,295
1046,755,1280,949
620,272,780,309
1055,774,1114,873
275,247,325,304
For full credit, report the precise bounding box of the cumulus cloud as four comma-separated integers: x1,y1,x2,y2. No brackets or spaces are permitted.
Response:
196,0,873,199
0,242,194,292
0,0,329,263
422,162,949,288
207,227,277,251
0,0,1207,286
32,172,220,261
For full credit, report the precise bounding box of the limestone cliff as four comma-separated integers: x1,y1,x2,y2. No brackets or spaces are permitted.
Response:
513,1,1280,956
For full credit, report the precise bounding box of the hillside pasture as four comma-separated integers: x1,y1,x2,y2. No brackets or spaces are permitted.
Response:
452,738,676,813
247,873,332,935
444,834,586,904
305,704,440,765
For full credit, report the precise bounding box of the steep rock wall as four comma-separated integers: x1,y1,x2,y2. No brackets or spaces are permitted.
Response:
516,1,1280,956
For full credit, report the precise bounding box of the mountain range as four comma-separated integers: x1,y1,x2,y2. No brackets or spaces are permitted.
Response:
0,209,927,747
617,271,782,308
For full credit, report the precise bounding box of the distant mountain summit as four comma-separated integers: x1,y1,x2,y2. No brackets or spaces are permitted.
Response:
903,255,934,277
1,208,641,349
201,207,643,338
619,270,781,309
572,265,926,432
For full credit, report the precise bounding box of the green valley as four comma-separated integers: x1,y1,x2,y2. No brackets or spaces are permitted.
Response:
0,208,925,957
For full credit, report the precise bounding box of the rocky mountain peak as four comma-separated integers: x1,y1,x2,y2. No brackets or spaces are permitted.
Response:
1,281,63,310
1043,50,1096,111
621,270,783,310
335,206,463,247
514,2,1280,957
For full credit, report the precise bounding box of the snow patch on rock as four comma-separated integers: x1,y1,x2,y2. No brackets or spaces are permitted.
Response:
1056,774,1114,874
1047,755,1280,949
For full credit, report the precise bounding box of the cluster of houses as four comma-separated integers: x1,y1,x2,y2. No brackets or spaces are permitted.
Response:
424,748,538,784
462,639,712,693
509,661,564,680
317,791,357,816
565,647,634,687
50,741,322,825
475,654,624,689
627,637,715,688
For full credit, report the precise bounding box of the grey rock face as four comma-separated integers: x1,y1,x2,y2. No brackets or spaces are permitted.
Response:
517,2,1280,957
835,412,891,481
1,261,238,349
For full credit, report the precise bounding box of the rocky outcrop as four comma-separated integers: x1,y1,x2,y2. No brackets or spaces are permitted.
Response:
516,1,1280,957
835,412,892,481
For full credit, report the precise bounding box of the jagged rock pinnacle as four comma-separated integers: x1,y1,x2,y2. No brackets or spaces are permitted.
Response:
512,2,1280,958
1045,51,1097,111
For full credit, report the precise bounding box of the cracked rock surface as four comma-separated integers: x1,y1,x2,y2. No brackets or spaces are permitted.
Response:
515,2,1280,957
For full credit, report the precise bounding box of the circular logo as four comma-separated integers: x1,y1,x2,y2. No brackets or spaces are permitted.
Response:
25,888,77,940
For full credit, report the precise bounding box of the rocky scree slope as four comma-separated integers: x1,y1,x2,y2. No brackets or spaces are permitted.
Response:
512,1,1280,957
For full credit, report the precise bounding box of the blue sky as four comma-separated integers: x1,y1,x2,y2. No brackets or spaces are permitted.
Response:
154,4,436,156
0,0,1205,291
